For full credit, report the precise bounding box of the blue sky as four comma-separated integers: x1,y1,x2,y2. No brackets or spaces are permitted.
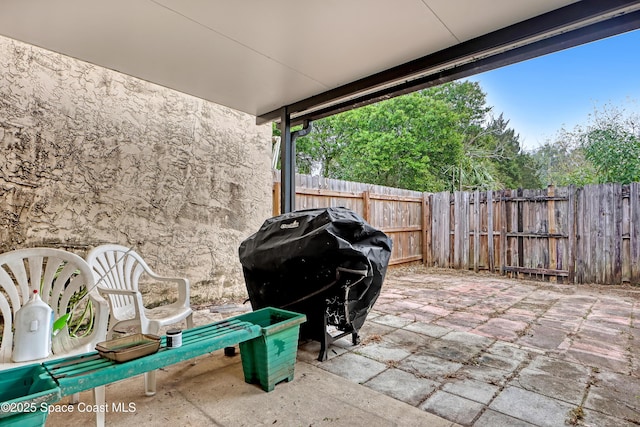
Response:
468,28,640,151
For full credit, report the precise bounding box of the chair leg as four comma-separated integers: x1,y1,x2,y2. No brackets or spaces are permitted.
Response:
144,371,156,396
186,313,194,329
94,386,106,427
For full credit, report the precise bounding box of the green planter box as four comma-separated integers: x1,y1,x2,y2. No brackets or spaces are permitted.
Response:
0,364,61,427
236,307,306,392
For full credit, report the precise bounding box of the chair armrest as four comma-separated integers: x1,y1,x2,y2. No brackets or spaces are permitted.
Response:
96,287,138,296
140,273,190,308
96,286,138,296
96,287,146,320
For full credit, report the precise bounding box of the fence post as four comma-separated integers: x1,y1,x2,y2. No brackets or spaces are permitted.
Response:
613,184,623,284
453,191,470,269
547,185,557,283
500,190,508,275
568,185,577,283
362,191,371,223
630,183,640,284
273,181,281,216
422,192,431,265
487,190,495,272
517,188,524,279
473,190,480,272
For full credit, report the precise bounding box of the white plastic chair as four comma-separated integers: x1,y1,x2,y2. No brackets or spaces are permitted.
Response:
85,244,193,395
0,247,109,427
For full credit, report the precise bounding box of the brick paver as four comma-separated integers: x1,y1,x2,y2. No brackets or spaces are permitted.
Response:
301,269,640,426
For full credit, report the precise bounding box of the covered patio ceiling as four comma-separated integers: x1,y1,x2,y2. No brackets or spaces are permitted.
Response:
1,1,640,127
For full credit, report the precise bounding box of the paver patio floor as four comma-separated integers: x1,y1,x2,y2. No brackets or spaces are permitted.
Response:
46,268,639,426
299,268,640,426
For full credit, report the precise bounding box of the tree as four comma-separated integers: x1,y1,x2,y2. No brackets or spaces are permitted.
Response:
515,151,543,190
581,107,640,184
485,114,532,189
431,83,538,190
292,81,540,192
532,128,598,187
429,80,490,128
295,115,348,176
445,122,540,191
532,105,640,186
333,91,464,191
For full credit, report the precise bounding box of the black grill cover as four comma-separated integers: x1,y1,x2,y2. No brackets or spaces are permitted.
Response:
239,207,392,336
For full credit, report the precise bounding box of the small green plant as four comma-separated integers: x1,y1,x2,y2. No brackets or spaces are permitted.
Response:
66,286,94,337
46,264,94,338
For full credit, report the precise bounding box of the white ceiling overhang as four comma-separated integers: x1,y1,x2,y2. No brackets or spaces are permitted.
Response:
0,0,639,125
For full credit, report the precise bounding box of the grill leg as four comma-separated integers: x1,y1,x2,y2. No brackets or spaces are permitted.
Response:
352,331,360,345
318,311,330,361
317,310,361,361
318,342,328,361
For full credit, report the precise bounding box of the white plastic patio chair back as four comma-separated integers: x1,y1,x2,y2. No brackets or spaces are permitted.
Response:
86,244,193,396
0,248,109,364
0,247,109,427
85,244,193,338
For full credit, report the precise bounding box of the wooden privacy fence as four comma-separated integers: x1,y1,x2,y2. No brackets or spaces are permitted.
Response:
273,172,640,285
273,172,426,266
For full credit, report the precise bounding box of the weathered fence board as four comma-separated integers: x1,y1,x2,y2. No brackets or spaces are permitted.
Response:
273,172,424,266
631,183,640,284
487,191,495,272
576,184,627,284
453,192,470,269
273,171,640,285
432,192,451,267
473,190,480,272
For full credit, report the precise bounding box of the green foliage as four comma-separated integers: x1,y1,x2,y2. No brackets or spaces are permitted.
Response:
487,115,537,189
515,151,543,190
448,110,541,191
583,128,640,184
66,287,94,337
532,105,640,186
289,81,535,192
532,129,598,187
274,82,640,192
331,92,463,191
581,109,640,184
276,84,639,191
295,115,349,177
48,265,94,338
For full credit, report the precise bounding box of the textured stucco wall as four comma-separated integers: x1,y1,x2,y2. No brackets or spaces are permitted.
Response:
0,36,272,302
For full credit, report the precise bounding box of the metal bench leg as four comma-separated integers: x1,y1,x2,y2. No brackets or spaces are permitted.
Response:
94,386,105,427
144,371,156,396
70,392,80,404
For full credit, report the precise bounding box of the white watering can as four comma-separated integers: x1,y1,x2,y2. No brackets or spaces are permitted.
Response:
12,289,54,362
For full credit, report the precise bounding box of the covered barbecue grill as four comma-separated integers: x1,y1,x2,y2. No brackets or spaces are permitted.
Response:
239,207,392,360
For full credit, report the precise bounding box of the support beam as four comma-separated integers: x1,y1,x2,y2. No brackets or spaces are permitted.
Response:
279,107,294,214
290,9,640,125
258,0,640,126
279,109,312,214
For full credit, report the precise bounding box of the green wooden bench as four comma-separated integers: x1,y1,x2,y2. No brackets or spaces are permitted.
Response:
1,307,306,427
44,318,261,395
